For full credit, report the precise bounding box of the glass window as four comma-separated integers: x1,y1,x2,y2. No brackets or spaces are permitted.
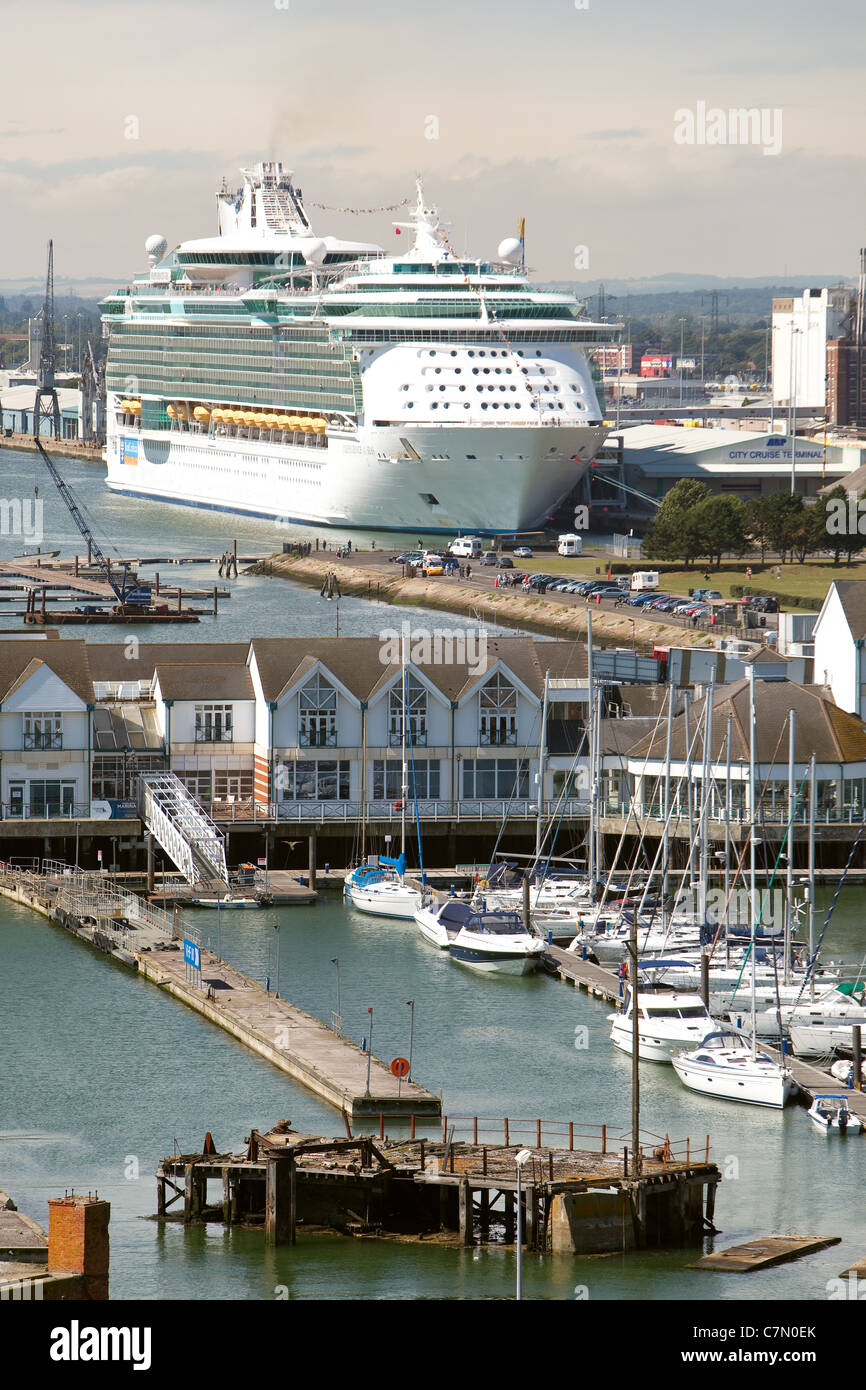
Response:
462,759,528,799
479,673,517,746
373,759,440,799
23,712,63,750
194,704,233,742
279,760,349,800
299,673,337,747
389,674,427,746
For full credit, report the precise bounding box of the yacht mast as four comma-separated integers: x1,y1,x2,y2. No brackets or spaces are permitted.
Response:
785,709,796,986
748,665,758,1056
401,632,408,863
535,671,550,860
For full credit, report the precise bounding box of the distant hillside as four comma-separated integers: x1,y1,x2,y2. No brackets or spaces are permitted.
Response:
546,278,855,326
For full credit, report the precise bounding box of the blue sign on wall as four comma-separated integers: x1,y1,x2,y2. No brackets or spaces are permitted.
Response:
183,938,200,971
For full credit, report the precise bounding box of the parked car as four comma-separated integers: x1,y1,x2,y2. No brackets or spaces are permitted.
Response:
595,586,626,599
420,554,446,576
513,547,533,559
480,552,499,566
630,592,667,607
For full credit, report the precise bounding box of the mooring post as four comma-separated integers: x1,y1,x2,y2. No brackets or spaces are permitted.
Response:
700,950,710,1009
853,1026,863,1091
266,1154,296,1246
183,1166,194,1224
157,1175,166,1220
526,1185,538,1251
146,834,155,894
458,1180,473,1246
479,1189,490,1238
213,585,218,616
222,1171,232,1226
504,1191,515,1244
522,873,531,933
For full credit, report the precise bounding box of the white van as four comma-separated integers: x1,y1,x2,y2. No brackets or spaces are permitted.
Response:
630,570,660,592
449,536,483,558
557,534,583,557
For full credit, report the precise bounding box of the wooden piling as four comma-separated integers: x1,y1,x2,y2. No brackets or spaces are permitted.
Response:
458,1180,472,1246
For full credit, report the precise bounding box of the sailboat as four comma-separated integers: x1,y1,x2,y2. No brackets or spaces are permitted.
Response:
344,644,423,920
670,668,795,1109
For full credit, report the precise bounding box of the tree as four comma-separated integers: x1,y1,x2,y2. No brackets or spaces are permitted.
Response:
693,495,746,568
644,479,711,567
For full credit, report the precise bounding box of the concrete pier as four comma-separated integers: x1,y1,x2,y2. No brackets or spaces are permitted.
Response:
137,941,441,1118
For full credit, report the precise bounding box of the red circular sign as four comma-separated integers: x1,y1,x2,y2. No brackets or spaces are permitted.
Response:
390,1056,410,1079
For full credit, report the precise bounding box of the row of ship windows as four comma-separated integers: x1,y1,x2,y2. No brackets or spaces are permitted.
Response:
161,444,323,470
338,330,593,344
411,383,583,395
110,356,354,380
400,400,570,411
111,325,340,349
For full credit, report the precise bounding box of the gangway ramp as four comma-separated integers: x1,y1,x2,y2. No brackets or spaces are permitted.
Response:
139,773,228,888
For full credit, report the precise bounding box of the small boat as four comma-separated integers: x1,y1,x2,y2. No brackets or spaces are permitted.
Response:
448,909,545,975
345,859,422,920
671,1028,797,1109
807,1094,863,1135
608,986,715,1064
413,896,474,949
191,892,263,908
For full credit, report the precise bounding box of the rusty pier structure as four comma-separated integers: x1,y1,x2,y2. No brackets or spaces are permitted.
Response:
156,1117,721,1256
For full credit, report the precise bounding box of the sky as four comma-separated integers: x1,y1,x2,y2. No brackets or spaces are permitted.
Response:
1,0,864,286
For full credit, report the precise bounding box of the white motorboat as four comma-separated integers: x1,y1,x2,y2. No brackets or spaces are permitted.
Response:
448,910,545,975
790,1020,866,1057
730,981,866,1039
807,1094,863,1135
608,987,715,1064
190,893,262,908
414,896,474,949
671,1028,797,1109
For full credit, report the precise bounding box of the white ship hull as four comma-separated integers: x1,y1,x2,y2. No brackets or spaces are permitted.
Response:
104,421,600,534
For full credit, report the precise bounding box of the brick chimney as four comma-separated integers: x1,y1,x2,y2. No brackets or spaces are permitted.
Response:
47,1194,110,1300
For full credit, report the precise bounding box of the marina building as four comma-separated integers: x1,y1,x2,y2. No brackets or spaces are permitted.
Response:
812,579,866,715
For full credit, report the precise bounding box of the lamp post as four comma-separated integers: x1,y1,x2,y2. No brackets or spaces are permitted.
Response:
74,820,80,871
330,956,342,1034
679,317,686,406
273,919,281,999
365,1006,373,1097
63,315,69,373
788,325,802,494
75,314,83,374
407,998,415,1081
514,1147,532,1300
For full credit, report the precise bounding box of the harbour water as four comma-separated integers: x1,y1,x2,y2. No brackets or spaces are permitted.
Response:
1,446,865,1301
0,448,523,644
2,885,864,1301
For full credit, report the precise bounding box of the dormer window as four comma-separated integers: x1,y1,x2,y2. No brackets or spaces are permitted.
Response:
299,672,337,748
389,674,427,747
479,672,517,746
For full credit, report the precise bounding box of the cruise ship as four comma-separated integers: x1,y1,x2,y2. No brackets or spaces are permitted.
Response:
101,162,610,534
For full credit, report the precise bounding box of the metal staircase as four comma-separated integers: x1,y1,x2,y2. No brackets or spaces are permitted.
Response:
139,773,228,888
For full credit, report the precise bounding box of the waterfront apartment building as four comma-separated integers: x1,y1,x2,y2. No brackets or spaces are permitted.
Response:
4,638,866,837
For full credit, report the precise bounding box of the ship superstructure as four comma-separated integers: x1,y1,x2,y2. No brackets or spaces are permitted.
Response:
101,162,610,533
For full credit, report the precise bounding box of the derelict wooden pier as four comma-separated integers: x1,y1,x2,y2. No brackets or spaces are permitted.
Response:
156,1118,720,1255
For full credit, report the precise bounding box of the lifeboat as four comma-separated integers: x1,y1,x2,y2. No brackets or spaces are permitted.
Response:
166,404,178,418
310,417,328,433
193,406,210,422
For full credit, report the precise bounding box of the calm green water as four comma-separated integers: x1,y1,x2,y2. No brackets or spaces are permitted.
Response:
2,888,865,1301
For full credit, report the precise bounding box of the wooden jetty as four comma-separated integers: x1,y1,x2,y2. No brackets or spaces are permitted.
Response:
542,943,624,1004
692,1234,840,1272
136,941,440,1118
759,1040,866,1123
156,1118,720,1253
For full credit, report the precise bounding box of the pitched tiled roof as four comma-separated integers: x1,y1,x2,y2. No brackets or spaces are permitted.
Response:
153,664,254,701
249,636,587,704
0,639,93,706
831,581,866,642
630,678,866,765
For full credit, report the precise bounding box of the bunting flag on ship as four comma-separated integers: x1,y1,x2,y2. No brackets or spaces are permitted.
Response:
306,198,412,213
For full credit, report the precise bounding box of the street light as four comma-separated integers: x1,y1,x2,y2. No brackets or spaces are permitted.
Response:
678,317,686,406
364,1007,373,1097
273,920,281,999
331,956,342,1034
406,999,415,1081
514,1148,533,1301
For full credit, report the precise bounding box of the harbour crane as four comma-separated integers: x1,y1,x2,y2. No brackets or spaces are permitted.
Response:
32,240,150,609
